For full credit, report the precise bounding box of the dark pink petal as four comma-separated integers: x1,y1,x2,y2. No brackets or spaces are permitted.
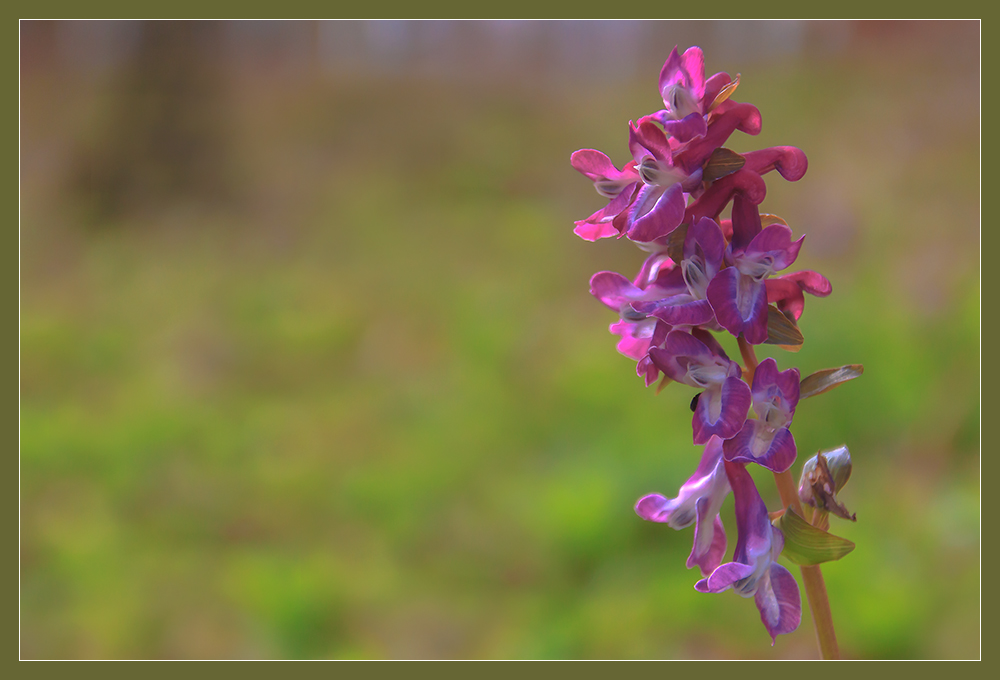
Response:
745,224,805,272
701,72,731,109
574,221,620,242
650,298,714,327
752,357,780,393
635,493,677,523
692,376,751,444
636,354,660,386
766,270,832,320
723,420,797,473
679,46,706,99
685,168,767,224
724,459,774,566
743,146,808,182
589,271,643,310
627,183,685,243
707,268,768,344
634,251,677,289
629,119,673,163
661,113,708,142
688,512,727,577
730,193,763,255
572,183,636,241
694,561,755,593
691,327,731,363
756,563,802,644
677,101,761,170
610,319,654,361
571,149,622,182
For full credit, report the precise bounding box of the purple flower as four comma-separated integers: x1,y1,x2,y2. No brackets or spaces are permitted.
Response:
570,149,640,241
696,460,801,644
648,330,751,444
766,270,832,321
707,195,804,344
590,269,683,386
635,436,730,576
619,120,702,243
631,216,724,328
723,358,800,473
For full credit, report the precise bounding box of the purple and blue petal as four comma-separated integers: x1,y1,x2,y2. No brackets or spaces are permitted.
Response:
692,376,751,444
723,419,797,473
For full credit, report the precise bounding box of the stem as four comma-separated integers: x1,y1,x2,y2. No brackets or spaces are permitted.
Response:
738,336,840,660
737,334,758,383
774,470,840,660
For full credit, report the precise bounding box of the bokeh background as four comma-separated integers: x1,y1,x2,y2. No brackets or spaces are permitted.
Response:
19,20,980,659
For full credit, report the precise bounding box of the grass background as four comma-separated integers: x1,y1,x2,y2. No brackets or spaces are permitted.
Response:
19,20,979,659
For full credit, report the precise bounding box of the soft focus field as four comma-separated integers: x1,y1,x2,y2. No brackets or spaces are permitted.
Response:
19,21,979,659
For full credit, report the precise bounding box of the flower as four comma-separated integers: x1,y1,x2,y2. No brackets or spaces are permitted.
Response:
723,358,800,473
707,194,804,344
590,269,683,386
696,460,801,644
766,270,832,321
570,149,640,241
648,329,751,443
635,436,730,576
620,120,701,243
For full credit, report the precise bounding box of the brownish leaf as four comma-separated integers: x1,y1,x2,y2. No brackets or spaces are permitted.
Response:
800,364,864,399
702,148,746,183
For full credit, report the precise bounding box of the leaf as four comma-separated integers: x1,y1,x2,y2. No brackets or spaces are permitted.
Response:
800,365,864,399
702,148,746,183
775,507,855,566
665,223,688,264
708,73,740,112
764,305,803,351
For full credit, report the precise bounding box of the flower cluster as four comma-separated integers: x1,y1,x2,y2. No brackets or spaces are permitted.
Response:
572,46,844,646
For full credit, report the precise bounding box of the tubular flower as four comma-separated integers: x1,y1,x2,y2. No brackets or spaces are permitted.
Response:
635,436,730,576
723,358,800,473
696,460,801,644
648,330,751,443
570,149,640,241
707,194,804,344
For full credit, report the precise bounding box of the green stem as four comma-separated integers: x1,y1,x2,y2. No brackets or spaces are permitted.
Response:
737,335,841,660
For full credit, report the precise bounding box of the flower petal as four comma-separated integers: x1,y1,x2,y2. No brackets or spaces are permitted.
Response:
743,146,808,182
692,376,751,444
589,271,643,310
688,511,728,577
627,183,686,243
694,561,755,593
707,268,768,343
723,420,797,473
661,112,708,142
755,563,802,644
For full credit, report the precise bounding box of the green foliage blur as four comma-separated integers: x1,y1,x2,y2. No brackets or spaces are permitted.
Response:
20,21,979,659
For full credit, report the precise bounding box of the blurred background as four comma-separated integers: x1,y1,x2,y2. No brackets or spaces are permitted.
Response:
19,20,980,659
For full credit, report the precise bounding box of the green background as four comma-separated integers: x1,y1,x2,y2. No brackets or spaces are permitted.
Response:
19,20,980,659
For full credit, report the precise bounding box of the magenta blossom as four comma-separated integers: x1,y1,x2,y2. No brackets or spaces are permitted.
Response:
696,460,801,644
635,436,730,576
723,358,800,473
766,270,832,321
649,330,751,444
570,149,640,241
590,269,682,386
707,195,804,344
618,120,702,243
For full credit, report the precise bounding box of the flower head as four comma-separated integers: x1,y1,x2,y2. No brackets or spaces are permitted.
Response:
696,460,801,644
635,436,730,576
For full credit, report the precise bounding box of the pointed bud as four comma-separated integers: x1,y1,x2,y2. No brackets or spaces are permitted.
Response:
798,446,855,521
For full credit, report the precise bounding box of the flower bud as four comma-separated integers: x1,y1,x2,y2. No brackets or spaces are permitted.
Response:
798,446,856,521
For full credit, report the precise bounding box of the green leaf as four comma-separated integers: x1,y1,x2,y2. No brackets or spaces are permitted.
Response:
764,305,803,351
775,507,855,566
800,364,864,399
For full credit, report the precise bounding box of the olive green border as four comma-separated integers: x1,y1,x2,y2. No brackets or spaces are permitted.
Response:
10,3,985,674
